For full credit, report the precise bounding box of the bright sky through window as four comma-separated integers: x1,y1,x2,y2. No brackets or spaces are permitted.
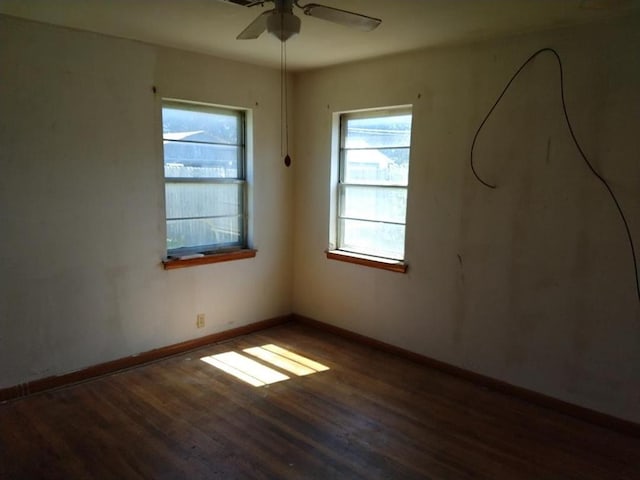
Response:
336,107,413,260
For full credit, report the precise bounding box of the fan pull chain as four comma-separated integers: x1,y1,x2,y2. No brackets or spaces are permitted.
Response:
281,39,291,167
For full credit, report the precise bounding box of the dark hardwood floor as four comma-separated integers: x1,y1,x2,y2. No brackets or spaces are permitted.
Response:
1,322,639,479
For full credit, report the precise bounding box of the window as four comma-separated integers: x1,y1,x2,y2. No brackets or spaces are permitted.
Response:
334,107,412,263
162,100,247,258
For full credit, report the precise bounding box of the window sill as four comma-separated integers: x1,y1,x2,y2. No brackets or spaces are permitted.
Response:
325,250,408,273
162,249,257,270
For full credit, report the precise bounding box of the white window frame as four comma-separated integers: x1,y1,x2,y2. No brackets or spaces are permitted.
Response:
162,99,248,258
330,106,412,264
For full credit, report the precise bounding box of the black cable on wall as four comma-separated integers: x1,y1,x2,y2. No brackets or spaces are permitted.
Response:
470,47,639,303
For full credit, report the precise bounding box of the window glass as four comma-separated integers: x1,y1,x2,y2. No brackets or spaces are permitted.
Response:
163,142,241,178
338,219,406,260
340,185,407,224
164,183,243,220
337,108,412,261
162,105,241,145
162,101,246,256
343,114,412,149
343,148,410,185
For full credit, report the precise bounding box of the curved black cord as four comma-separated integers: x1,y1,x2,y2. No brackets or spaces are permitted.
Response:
470,47,640,303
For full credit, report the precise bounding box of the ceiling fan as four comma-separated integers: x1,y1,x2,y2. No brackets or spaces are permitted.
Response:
218,1,380,168
220,0,382,42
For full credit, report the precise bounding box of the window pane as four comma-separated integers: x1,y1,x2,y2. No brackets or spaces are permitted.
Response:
162,100,247,254
162,105,240,145
343,148,409,185
165,183,242,219
167,217,243,251
336,108,412,261
164,142,240,178
344,114,411,149
341,185,407,224
339,218,405,260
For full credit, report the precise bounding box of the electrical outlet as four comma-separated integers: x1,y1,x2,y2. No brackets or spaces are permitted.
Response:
196,313,205,329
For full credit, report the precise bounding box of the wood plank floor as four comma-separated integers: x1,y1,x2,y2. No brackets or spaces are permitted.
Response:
1,322,639,479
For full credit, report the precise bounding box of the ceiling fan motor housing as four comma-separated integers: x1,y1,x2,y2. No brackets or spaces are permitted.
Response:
232,0,380,41
267,11,301,41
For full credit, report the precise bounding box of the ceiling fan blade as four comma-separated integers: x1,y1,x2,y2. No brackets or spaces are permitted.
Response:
218,0,264,6
301,4,381,31
237,9,274,39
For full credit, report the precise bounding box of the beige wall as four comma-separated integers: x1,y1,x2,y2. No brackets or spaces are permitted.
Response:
292,15,640,422
0,16,293,388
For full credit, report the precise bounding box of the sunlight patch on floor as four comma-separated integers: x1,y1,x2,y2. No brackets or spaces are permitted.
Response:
260,344,330,372
201,344,330,387
201,351,289,387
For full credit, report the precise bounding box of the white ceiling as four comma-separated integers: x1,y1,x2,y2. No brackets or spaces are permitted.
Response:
1,0,638,71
